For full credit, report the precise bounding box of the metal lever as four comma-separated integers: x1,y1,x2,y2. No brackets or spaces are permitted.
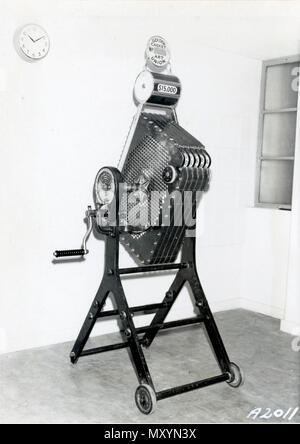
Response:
53,206,95,258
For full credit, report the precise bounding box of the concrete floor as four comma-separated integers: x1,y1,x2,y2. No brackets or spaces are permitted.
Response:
0,309,299,424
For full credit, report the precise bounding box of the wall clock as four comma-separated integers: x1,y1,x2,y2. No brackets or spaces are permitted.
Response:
17,24,50,61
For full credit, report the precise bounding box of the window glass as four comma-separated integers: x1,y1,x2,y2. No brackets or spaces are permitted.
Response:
265,62,299,110
262,112,297,157
259,160,294,205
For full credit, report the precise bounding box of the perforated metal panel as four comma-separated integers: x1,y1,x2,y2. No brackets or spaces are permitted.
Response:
120,110,210,264
121,134,169,238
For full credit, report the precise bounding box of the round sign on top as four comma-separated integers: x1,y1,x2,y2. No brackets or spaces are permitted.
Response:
145,36,170,71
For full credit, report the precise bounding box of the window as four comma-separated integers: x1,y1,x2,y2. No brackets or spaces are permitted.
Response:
255,55,300,209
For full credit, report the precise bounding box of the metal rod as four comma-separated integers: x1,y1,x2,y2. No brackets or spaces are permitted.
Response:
135,316,204,334
80,342,129,357
118,263,187,275
97,303,165,319
156,373,230,401
80,316,203,358
80,336,148,358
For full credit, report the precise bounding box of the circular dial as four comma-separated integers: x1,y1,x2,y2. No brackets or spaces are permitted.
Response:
162,166,178,184
95,169,115,205
145,36,170,70
18,24,50,60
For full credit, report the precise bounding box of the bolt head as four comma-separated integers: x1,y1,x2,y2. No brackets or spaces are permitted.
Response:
143,338,150,347
166,291,174,299
124,329,131,338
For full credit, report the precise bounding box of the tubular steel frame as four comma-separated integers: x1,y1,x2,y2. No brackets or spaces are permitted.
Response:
70,227,233,405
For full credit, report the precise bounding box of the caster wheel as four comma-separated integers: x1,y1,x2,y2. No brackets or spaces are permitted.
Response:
135,384,157,415
227,362,244,388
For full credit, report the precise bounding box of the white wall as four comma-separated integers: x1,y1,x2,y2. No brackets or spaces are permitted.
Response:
237,78,293,318
0,0,263,354
281,92,300,336
240,209,291,318
4,0,300,354
239,58,298,323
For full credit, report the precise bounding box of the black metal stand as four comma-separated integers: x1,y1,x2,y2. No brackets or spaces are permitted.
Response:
70,228,243,414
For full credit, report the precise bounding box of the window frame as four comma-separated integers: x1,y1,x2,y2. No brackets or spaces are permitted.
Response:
255,54,300,210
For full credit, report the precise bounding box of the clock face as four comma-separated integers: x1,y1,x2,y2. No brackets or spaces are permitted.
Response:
18,24,50,60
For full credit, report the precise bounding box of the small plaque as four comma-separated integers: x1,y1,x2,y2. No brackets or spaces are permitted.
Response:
146,36,170,70
157,83,178,95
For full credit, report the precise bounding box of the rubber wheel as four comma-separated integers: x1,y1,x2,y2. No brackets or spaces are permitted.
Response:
227,362,244,388
135,384,157,415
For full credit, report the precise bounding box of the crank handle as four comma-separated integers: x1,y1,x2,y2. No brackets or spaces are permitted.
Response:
54,249,87,258
53,206,95,258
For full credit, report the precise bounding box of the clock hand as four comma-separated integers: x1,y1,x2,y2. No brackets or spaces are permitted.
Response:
33,35,45,43
27,34,35,43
